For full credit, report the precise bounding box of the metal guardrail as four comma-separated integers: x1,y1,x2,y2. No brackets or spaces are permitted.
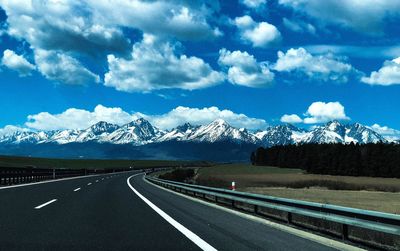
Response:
146,176,400,246
0,166,131,186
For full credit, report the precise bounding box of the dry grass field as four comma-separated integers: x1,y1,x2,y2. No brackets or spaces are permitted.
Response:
196,163,400,214
0,155,211,170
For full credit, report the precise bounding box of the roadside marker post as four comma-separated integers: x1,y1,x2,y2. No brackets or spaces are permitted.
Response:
231,181,236,191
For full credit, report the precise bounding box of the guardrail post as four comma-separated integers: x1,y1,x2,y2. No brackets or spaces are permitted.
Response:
53,168,56,179
342,224,349,240
287,212,292,224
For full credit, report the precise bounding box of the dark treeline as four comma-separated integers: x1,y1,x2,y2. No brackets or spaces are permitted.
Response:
251,143,400,178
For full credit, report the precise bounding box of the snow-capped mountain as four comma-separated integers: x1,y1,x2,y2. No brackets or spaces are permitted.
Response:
305,121,346,144
0,130,52,144
76,121,120,143
0,119,391,147
104,118,162,145
185,119,259,144
47,129,81,144
156,123,199,142
346,123,385,143
303,121,386,144
255,124,308,147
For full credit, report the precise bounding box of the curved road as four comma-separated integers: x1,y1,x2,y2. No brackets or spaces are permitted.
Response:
0,171,342,250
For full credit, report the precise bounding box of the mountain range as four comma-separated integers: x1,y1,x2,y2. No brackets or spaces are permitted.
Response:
0,119,393,161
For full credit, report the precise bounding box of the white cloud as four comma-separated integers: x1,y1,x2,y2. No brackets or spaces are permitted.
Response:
234,15,281,48
274,47,355,83
0,0,220,55
361,57,400,86
104,35,224,92
370,124,400,141
279,0,400,35
0,0,220,87
305,45,400,59
303,101,350,124
25,105,136,130
0,1,131,57
88,0,221,41
240,0,267,9
280,114,303,123
24,105,268,131
218,48,274,88
34,49,100,85
1,49,35,76
282,18,316,35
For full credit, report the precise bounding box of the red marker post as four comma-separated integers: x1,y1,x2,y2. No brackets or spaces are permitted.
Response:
231,181,236,191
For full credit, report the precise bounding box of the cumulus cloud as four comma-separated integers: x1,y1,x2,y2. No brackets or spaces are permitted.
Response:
280,114,303,123
274,48,355,83
0,0,221,86
282,18,316,35
278,0,400,35
25,105,136,130
1,49,35,76
24,105,268,131
34,49,100,85
218,48,274,88
234,15,281,48
240,0,267,9
303,101,350,124
104,35,224,92
361,57,400,86
88,0,221,41
0,1,131,57
305,45,400,59
0,0,219,54
370,124,400,141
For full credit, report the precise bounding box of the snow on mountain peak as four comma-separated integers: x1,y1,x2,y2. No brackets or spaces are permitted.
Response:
0,120,392,146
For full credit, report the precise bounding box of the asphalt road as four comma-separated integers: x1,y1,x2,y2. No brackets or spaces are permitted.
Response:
0,171,339,250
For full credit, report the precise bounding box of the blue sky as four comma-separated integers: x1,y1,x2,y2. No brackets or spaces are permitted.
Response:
1,0,400,138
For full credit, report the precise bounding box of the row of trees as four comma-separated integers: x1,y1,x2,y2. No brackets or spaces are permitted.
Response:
251,143,400,178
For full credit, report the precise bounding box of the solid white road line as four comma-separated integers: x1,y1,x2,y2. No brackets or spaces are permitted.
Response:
34,199,57,209
144,177,365,251
87,183,92,186
127,174,217,251
74,187,81,192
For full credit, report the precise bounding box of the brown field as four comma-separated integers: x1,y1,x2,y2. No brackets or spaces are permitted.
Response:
0,155,211,170
196,163,400,214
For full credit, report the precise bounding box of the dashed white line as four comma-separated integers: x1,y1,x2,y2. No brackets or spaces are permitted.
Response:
96,180,99,183
127,174,217,251
87,183,92,186
74,187,81,192
34,199,57,209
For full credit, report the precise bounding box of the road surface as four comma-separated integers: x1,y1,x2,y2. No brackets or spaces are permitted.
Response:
0,171,340,250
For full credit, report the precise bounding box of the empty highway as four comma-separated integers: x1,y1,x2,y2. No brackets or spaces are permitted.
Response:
0,171,356,250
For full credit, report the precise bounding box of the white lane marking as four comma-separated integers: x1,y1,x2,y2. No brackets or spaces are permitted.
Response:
96,180,99,183
34,199,57,209
74,187,81,192
127,174,217,251
87,183,92,186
